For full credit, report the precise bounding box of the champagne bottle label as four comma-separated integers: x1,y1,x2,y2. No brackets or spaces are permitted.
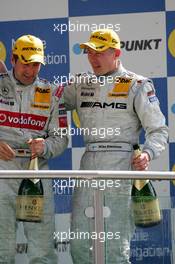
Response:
132,198,161,226
134,179,149,191
16,195,43,222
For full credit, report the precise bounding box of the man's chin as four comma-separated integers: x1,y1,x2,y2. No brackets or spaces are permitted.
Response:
22,78,34,85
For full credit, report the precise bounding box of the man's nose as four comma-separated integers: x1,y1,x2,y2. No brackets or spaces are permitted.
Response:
24,65,33,74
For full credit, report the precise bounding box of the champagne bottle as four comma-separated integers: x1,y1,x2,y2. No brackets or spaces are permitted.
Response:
131,144,161,227
16,157,44,222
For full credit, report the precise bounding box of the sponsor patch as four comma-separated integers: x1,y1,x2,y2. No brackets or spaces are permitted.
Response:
80,101,127,109
59,109,67,115
81,91,94,97
31,103,50,110
0,98,14,106
59,103,65,109
0,93,14,100
149,96,158,103
0,110,47,130
34,86,51,104
108,77,132,98
1,86,9,96
55,86,64,99
57,100,67,128
32,86,51,110
58,116,67,128
0,86,13,100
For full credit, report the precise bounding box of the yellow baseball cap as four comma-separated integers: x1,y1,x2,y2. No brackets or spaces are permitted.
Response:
80,29,120,52
12,35,45,65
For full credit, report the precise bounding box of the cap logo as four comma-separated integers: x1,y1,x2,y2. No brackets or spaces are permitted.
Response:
91,35,108,42
22,47,42,51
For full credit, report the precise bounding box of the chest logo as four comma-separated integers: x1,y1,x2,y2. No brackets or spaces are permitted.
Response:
108,77,132,98
32,86,51,110
1,86,9,96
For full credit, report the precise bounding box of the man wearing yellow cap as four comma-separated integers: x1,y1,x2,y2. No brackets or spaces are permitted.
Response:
64,29,168,263
0,35,68,263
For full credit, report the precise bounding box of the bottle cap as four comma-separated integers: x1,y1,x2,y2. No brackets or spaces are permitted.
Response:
133,144,140,150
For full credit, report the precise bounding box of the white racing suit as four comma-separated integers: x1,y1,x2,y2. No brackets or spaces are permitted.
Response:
64,61,168,264
0,71,68,264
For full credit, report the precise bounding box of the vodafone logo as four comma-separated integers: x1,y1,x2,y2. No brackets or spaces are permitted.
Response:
0,111,48,130
0,113,7,123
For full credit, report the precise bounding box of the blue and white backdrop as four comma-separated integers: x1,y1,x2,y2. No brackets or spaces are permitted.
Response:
0,0,175,263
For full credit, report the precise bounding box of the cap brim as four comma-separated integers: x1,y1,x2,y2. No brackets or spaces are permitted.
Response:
18,54,45,65
80,41,109,52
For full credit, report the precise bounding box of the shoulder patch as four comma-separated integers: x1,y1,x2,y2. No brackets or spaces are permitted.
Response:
131,76,148,94
54,85,64,99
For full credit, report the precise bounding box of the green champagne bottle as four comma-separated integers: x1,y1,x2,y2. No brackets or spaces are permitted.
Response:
16,157,44,222
131,144,161,227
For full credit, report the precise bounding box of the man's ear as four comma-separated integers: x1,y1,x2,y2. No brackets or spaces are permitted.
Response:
11,55,15,67
115,49,121,57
